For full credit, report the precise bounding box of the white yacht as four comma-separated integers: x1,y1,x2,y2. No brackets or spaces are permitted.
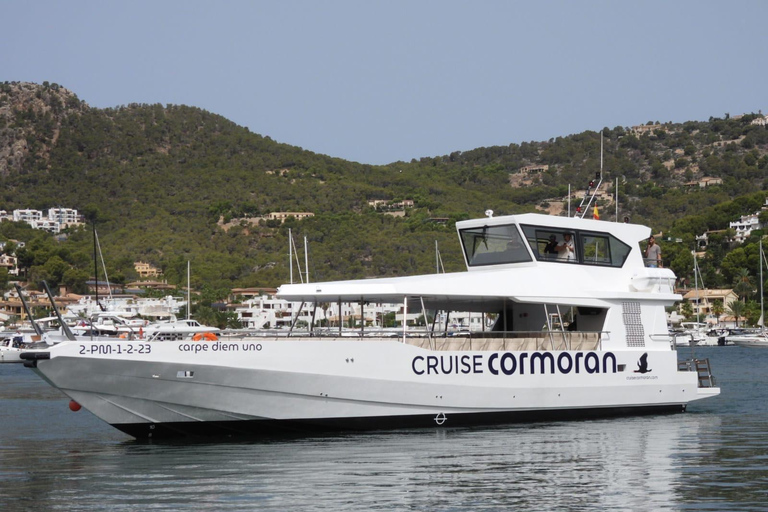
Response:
140,315,221,341
21,213,720,439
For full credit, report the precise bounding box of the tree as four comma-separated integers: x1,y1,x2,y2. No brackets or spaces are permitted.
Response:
733,268,753,300
727,300,746,327
680,301,694,321
712,300,724,324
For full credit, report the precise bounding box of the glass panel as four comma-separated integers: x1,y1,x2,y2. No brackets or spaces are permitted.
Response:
460,224,532,266
608,235,632,267
521,226,577,263
521,225,631,268
580,234,611,265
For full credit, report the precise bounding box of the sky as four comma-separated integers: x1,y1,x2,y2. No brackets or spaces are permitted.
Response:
3,0,767,165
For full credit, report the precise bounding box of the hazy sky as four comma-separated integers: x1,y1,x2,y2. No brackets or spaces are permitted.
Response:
3,1,767,165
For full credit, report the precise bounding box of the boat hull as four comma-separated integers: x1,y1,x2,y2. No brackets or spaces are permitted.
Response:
1,347,23,363
729,336,768,348
27,339,716,439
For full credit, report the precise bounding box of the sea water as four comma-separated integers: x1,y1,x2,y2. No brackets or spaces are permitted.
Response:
1,346,767,511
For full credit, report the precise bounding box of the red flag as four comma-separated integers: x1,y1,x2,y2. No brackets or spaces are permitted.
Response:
593,205,599,220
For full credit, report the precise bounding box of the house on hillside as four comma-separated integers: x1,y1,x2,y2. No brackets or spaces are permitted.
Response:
681,288,738,325
631,124,663,135
730,213,763,244
517,165,549,174
684,177,723,188
134,261,161,278
264,212,314,223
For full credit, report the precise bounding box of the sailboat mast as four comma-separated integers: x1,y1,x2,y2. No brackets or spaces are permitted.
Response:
760,237,765,330
694,253,700,324
93,222,98,308
187,260,191,321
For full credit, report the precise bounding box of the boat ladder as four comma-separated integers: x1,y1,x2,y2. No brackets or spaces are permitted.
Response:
678,358,717,388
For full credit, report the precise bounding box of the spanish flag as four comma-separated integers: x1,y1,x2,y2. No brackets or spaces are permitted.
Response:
593,205,599,220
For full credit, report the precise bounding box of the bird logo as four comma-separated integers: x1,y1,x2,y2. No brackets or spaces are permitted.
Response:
634,353,652,374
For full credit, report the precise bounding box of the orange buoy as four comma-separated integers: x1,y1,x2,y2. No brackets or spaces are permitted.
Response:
192,333,203,341
69,400,82,412
204,332,218,341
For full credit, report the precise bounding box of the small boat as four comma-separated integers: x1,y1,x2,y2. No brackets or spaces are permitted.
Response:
1,333,49,363
140,315,220,341
21,212,720,439
727,240,768,348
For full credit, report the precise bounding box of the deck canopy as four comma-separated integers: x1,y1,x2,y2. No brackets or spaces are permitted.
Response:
277,213,674,311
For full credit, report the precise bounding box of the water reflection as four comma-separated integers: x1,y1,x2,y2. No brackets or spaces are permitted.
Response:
3,348,768,511
0,414,732,511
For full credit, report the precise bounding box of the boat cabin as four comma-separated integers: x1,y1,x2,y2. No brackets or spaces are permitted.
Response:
276,213,679,353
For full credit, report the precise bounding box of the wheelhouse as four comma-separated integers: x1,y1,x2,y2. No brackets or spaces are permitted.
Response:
459,220,632,269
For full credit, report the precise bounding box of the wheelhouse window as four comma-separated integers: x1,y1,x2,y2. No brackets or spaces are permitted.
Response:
460,224,532,266
521,225,631,268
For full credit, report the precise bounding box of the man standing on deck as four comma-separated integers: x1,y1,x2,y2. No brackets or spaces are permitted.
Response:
644,236,662,267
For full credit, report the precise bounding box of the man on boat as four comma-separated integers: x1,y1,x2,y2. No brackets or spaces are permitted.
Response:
557,233,576,261
644,236,662,267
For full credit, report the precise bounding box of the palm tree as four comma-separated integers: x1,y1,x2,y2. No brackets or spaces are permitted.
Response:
712,300,725,325
733,268,753,301
727,300,746,327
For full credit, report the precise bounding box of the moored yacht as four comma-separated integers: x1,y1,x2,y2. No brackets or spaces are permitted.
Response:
22,212,720,439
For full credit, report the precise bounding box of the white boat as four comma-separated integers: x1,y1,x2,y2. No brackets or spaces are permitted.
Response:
1,333,49,363
728,240,768,348
139,315,220,341
71,313,149,337
730,332,768,347
21,212,720,439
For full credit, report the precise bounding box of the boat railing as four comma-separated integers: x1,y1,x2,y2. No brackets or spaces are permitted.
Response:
678,358,717,388
403,330,604,352
230,329,606,351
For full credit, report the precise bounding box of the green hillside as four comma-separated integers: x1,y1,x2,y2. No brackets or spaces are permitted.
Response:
1,81,767,319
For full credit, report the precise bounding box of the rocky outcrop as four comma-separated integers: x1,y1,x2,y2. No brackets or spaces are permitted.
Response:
0,81,88,176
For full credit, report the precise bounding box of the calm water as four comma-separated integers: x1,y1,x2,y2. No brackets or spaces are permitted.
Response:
2,347,768,511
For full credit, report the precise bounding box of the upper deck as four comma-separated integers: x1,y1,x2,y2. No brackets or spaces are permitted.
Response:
456,213,651,270
277,213,679,311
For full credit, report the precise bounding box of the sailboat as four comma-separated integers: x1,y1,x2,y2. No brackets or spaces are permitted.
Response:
728,240,768,348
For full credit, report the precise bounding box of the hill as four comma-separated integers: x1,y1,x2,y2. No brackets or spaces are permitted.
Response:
1,81,767,303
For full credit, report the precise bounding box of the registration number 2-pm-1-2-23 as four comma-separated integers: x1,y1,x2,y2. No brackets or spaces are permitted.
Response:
79,344,152,355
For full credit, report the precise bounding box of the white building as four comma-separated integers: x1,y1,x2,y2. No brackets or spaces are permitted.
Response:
48,208,81,228
730,213,762,244
8,207,81,232
30,219,61,234
13,209,43,223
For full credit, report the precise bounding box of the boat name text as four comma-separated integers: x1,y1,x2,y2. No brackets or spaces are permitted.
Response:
79,343,152,355
177,342,263,353
411,351,618,376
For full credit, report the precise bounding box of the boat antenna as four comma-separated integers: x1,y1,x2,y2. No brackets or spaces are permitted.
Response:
14,284,44,336
435,240,445,274
187,260,191,321
304,235,310,284
575,132,604,218
41,280,76,341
